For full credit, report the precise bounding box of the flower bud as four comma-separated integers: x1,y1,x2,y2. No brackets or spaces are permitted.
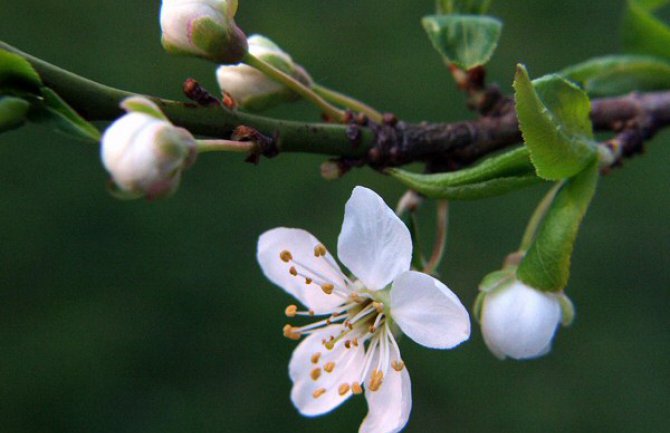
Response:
160,0,248,63
216,34,313,111
101,96,196,200
478,278,572,360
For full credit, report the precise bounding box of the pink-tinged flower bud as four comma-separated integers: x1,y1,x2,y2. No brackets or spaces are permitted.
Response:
216,34,312,111
101,96,196,200
160,0,247,63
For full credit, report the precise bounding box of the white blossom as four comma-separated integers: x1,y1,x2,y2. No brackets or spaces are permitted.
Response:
100,96,195,199
257,186,470,433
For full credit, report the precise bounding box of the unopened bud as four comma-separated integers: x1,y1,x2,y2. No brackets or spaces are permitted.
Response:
160,0,248,63
101,96,196,200
216,34,312,111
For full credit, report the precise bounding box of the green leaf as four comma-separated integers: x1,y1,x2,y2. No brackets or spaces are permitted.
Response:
517,161,599,292
29,87,101,142
422,15,502,70
560,55,670,96
436,0,494,14
514,65,597,180
0,49,42,93
622,0,670,59
0,96,30,132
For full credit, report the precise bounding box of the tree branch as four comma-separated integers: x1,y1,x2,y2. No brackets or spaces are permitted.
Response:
2,40,668,171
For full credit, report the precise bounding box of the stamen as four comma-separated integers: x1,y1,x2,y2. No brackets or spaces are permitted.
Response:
289,266,298,276
312,388,326,399
352,382,363,394
314,244,327,257
311,368,322,381
305,277,313,285
369,311,385,334
324,362,335,373
369,369,384,392
352,338,359,347
372,302,384,313
344,340,351,349
321,283,334,295
282,324,301,340
338,383,351,396
311,353,321,364
392,360,405,372
285,305,298,317
280,250,293,262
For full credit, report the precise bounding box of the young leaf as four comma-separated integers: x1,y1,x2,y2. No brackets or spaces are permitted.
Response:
514,65,597,180
28,87,101,142
0,96,30,132
422,15,502,70
622,0,670,59
517,161,599,292
0,49,42,93
560,55,670,96
436,0,494,15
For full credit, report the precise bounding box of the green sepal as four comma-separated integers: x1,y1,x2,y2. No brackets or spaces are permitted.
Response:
0,96,30,133
28,87,101,142
436,0,494,14
560,55,670,96
0,49,42,94
622,0,670,60
558,293,575,326
517,160,599,292
388,146,542,200
514,65,597,181
422,14,502,70
474,267,515,322
121,96,168,121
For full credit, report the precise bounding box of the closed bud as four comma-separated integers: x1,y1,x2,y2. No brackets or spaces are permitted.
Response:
216,34,313,111
101,96,196,200
160,0,248,63
478,277,572,360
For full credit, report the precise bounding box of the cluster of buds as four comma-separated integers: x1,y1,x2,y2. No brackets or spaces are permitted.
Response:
101,96,196,200
216,34,313,111
160,0,248,63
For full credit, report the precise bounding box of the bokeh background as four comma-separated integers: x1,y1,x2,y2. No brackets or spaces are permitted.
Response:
0,1,668,432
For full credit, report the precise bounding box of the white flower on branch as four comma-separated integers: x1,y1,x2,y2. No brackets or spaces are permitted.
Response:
160,0,247,63
479,279,573,360
257,186,470,433
216,34,313,111
101,96,196,200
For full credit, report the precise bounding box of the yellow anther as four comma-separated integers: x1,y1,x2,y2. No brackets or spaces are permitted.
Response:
314,244,327,257
338,383,351,396
289,266,298,276
324,340,335,350
285,305,298,317
324,362,335,373
308,310,315,316
369,325,377,333
372,302,384,313
282,324,301,340
311,368,322,381
392,360,405,372
321,283,334,295
311,353,321,364
344,340,351,349
351,293,364,303
312,388,326,399
305,277,313,285
280,250,293,262
369,369,384,392
352,382,363,395
352,338,359,347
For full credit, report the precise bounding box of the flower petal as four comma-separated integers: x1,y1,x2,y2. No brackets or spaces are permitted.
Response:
289,325,365,417
359,336,412,433
390,271,470,349
258,228,348,314
337,187,412,290
480,280,562,360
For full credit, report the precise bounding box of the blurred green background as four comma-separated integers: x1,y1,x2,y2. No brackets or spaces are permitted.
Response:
0,1,668,432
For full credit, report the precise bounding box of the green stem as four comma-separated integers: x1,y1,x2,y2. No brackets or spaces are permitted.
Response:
196,139,256,153
518,181,564,253
0,40,372,157
242,53,346,122
312,84,383,123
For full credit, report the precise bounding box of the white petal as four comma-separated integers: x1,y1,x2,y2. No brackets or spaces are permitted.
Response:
480,280,562,360
257,228,347,314
359,336,411,433
289,325,365,417
390,271,470,349
337,187,412,291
